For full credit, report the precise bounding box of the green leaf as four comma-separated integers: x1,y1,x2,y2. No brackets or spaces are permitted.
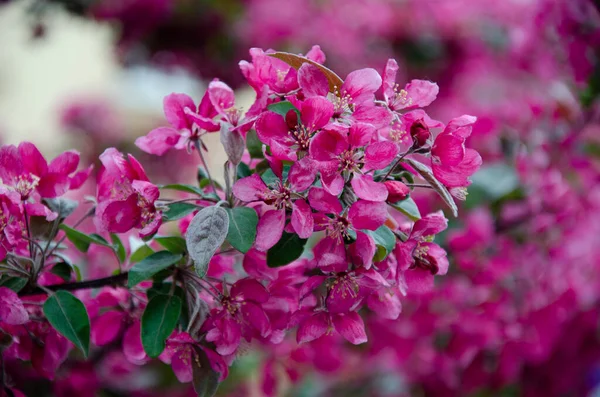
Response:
267,232,308,267
43,291,90,357
58,224,112,252
50,262,73,282
245,129,264,159
163,203,200,222
160,184,205,196
365,226,396,262
192,346,220,397
261,165,291,186
0,276,28,293
154,236,187,254
403,158,458,217
111,234,127,263
470,163,519,201
186,207,229,277
267,101,300,117
226,207,258,253
128,251,183,287
130,244,154,263
141,294,182,358
390,197,421,221
236,162,252,179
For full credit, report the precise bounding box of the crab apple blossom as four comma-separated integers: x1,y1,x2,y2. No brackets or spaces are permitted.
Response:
0,46,486,397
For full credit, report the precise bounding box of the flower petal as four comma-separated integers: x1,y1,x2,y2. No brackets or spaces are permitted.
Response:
255,209,285,251
0,287,28,325
333,312,367,345
298,63,329,98
363,141,399,171
233,174,268,202
308,187,342,214
164,93,196,130
348,200,388,231
297,312,329,344
291,199,314,239
351,174,388,202
135,127,181,156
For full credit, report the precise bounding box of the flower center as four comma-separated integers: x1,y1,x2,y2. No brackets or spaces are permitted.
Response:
389,85,412,110
327,273,360,300
337,149,363,172
288,124,311,152
137,194,157,228
15,174,40,199
330,87,353,117
326,215,351,241
261,184,292,210
411,243,439,275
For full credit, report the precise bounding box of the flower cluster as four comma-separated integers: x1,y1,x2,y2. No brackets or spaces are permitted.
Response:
0,46,482,396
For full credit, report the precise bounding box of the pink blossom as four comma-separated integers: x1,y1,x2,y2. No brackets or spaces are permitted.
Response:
0,287,28,325
383,59,439,111
296,311,367,345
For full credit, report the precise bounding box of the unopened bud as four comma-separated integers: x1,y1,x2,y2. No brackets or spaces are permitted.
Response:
410,118,431,149
384,180,410,202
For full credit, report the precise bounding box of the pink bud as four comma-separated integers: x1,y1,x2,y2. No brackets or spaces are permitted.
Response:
384,180,410,202
410,118,431,148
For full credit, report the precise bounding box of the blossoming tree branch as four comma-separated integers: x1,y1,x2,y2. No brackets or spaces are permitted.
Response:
0,46,481,396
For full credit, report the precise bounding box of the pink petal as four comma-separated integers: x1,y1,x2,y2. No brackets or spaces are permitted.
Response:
91,311,125,346
341,68,382,105
132,180,160,202
432,134,465,166
208,80,235,113
301,96,334,130
432,149,482,188
326,281,362,314
405,79,439,108
19,142,48,176
351,174,388,202
255,209,285,251
233,174,268,202
363,141,399,171
309,128,348,161
24,202,57,221
367,289,402,320
48,150,79,175
348,200,388,231
298,63,329,97
352,105,393,129
69,165,93,190
215,317,241,355
288,157,317,192
123,321,148,364
319,167,345,196
348,122,375,148
445,115,477,137
291,199,314,239
163,93,196,130
411,211,448,237
231,278,270,303
299,275,327,300
255,111,291,146
305,45,326,64
101,195,141,233
0,287,28,325
37,173,70,198
307,187,342,214
333,312,367,345
312,236,347,272
382,59,399,102
351,231,376,269
171,348,194,383
297,312,329,344
403,269,434,294
135,127,181,155
241,302,272,337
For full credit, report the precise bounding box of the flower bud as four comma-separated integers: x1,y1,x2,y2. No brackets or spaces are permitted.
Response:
410,118,431,149
384,180,410,202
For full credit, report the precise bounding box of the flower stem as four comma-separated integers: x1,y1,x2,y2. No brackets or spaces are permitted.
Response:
19,272,128,296
193,139,219,195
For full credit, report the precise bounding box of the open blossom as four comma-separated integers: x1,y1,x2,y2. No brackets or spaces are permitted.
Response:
233,159,317,250
0,287,28,325
0,142,91,199
395,211,449,293
382,59,439,112
310,123,397,200
296,310,367,345
204,278,271,355
431,115,483,188
95,148,161,237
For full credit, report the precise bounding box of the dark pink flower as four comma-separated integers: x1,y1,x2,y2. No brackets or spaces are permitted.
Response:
308,187,387,271
431,115,483,188
0,142,91,199
255,96,334,160
233,159,317,251
395,211,449,294
382,59,439,112
159,331,228,383
239,48,299,95
0,187,26,261
95,148,161,238
205,278,271,355
310,123,397,200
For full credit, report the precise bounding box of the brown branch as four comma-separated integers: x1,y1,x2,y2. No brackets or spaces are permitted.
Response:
19,272,128,296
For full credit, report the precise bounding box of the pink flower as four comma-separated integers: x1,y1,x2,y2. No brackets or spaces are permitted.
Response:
296,310,367,345
382,59,439,112
205,278,271,355
159,331,228,383
0,287,28,325
95,148,162,238
239,48,300,96
431,115,483,188
395,211,449,294
308,187,387,271
0,187,26,261
233,160,317,251
310,123,397,200
255,96,334,160
0,142,90,199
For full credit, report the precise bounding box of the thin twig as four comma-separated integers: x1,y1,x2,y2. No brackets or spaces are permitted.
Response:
194,139,219,195
19,272,128,296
